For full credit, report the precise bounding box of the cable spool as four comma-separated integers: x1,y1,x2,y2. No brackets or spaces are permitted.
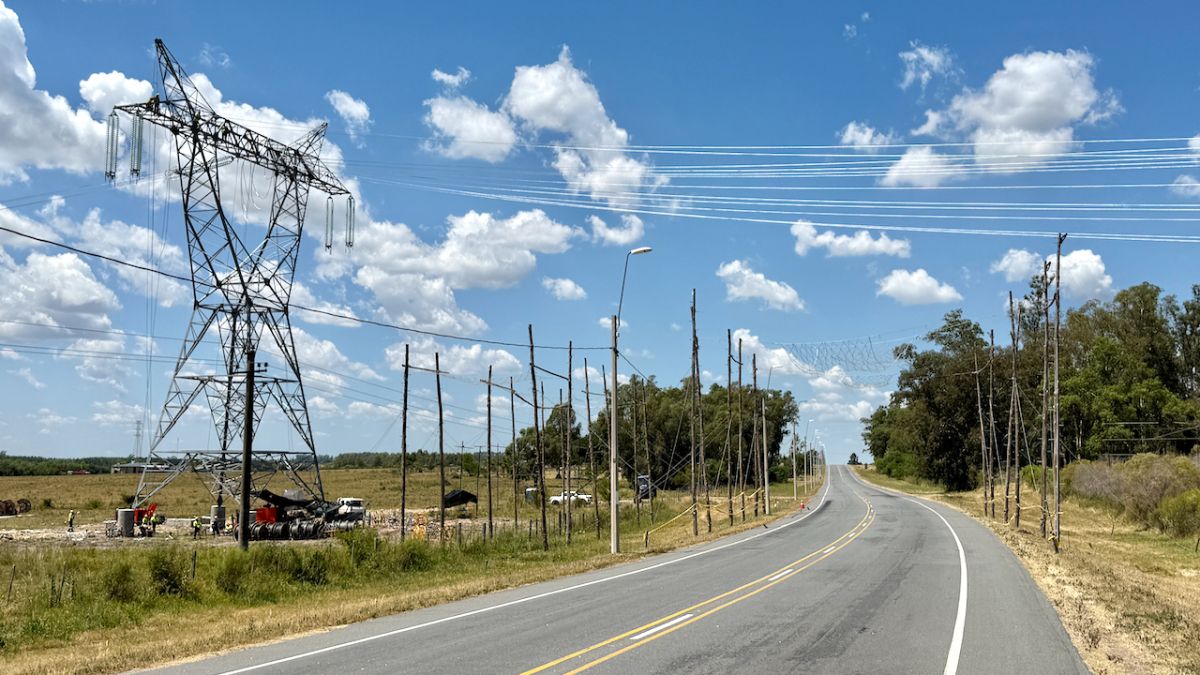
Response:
105,112,120,180
324,196,334,252
345,195,355,248
130,116,144,177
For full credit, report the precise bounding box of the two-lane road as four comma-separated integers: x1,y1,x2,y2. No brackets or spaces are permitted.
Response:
148,466,1085,674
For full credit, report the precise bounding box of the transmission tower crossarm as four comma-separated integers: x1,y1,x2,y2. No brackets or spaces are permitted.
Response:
114,101,348,197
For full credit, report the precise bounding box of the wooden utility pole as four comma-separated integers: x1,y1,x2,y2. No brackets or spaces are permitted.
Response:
1013,302,1025,530
1040,260,1051,539
726,329,734,526
510,376,518,535
689,289,699,537
751,354,760,518
400,345,409,540
792,424,798,500
987,330,998,519
527,326,548,551
642,384,654,522
973,351,988,517
1053,233,1066,552
565,342,573,544
584,359,600,538
1005,293,1016,524
486,365,494,540
633,380,642,527
436,352,446,544
761,395,771,516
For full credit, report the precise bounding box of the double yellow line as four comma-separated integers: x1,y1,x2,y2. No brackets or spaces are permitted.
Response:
522,494,876,674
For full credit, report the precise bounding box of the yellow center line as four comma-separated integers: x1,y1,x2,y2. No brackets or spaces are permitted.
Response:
565,508,877,674
521,496,875,675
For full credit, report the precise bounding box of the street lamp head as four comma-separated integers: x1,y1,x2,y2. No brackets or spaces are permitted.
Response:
629,246,652,256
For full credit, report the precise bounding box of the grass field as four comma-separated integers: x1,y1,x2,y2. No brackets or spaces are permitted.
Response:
0,467,823,674
854,466,1200,675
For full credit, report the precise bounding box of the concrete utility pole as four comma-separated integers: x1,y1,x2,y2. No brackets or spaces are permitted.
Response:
1053,233,1066,552
584,360,600,539
238,347,256,551
726,329,735,526
565,342,573,544
762,394,771,515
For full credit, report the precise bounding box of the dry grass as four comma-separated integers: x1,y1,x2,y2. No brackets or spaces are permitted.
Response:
0,469,821,675
855,466,1200,675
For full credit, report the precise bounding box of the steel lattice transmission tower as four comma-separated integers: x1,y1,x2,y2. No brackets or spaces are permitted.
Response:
110,39,352,508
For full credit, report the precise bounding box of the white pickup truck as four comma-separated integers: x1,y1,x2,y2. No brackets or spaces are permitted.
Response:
548,491,593,506
336,497,366,520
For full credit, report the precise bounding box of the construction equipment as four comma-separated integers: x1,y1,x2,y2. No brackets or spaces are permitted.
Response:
244,489,363,540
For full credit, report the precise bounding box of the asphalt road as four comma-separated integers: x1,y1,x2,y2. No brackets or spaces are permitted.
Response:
147,466,1086,675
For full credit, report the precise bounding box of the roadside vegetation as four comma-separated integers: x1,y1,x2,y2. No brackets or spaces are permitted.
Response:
856,465,1200,674
0,466,818,675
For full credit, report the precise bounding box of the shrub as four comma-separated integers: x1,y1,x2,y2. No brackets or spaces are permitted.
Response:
146,547,190,597
215,552,250,595
1155,489,1200,547
41,498,54,509
85,498,102,510
391,538,435,572
1119,454,1200,525
101,560,139,603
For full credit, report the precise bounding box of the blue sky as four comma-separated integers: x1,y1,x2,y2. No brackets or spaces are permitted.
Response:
3,1,1200,463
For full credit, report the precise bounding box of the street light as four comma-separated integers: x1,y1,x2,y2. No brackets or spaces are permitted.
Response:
611,245,652,554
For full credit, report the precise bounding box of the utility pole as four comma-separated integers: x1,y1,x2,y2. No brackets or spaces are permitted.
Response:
486,365,493,540
642,384,654,523
737,339,745,521
528,325,548,551
1005,293,1016,525
565,342,573,544
791,424,798,500
973,351,988,517
436,352,446,544
726,329,734,526
1053,233,1066,552
1013,300,1025,530
608,316,620,554
238,347,257,552
761,395,771,516
400,345,409,540
751,354,761,517
510,376,518,536
987,330,998,519
1040,260,1051,539
584,359,600,539
689,290,699,537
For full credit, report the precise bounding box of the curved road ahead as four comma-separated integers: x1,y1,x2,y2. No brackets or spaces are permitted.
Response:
148,466,1085,675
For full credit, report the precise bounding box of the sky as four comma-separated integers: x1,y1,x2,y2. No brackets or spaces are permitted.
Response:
3,1,1200,464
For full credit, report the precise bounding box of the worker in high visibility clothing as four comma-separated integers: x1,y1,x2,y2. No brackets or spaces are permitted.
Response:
66,509,76,532
191,516,201,539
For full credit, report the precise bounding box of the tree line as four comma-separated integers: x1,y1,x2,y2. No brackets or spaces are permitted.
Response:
863,280,1200,491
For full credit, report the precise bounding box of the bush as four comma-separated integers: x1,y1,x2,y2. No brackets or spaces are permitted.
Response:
101,560,139,603
41,498,54,509
146,547,190,597
389,538,435,572
215,552,249,595
1155,489,1200,543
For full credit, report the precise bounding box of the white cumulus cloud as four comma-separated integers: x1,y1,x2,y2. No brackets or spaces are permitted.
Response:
716,260,804,312
588,213,645,246
838,121,896,153
791,221,911,257
431,66,471,89
424,95,517,162
542,277,587,301
325,89,372,145
876,269,963,305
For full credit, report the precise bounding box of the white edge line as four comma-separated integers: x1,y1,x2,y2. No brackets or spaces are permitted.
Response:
213,474,834,675
628,613,694,641
766,568,794,582
847,468,967,675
